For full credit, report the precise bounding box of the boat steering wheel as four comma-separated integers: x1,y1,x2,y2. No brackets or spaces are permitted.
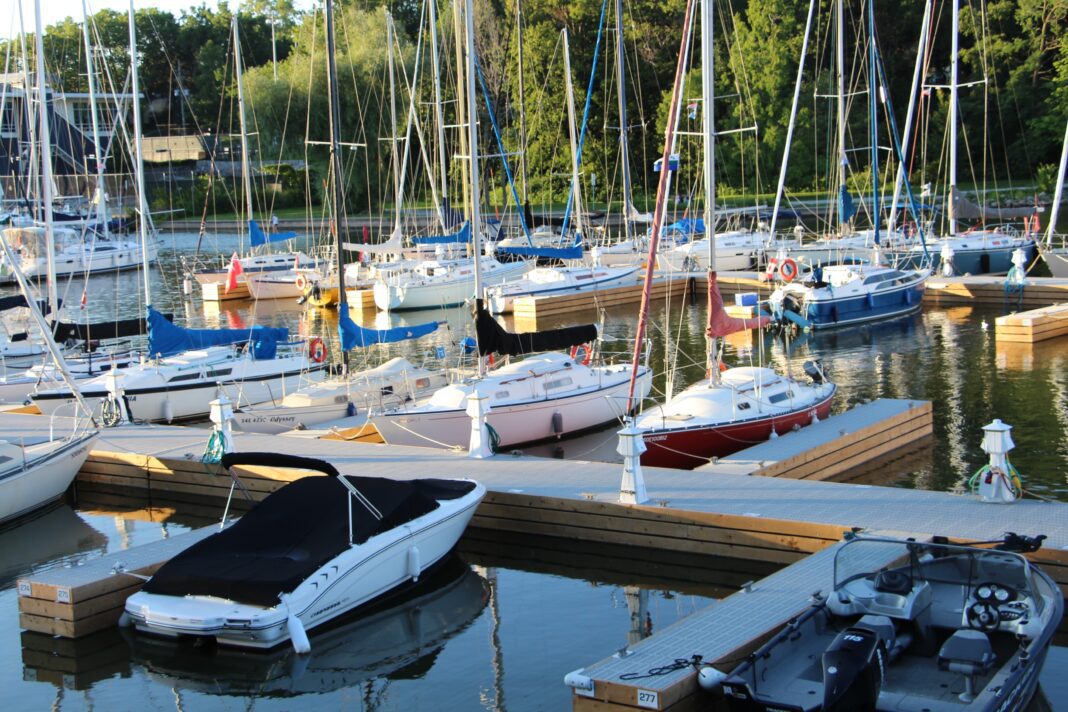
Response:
967,581,1017,630
966,602,1001,630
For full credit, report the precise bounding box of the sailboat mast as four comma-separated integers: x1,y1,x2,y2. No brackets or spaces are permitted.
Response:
868,0,879,244
948,0,959,236
614,0,632,242
562,29,584,240
127,0,152,309
429,0,450,223
453,0,471,220
515,0,528,203
701,0,714,273
887,0,932,234
835,0,847,236
81,0,109,240
233,17,256,244
32,0,59,316
462,0,486,380
1046,119,1068,247
17,3,40,212
324,0,348,321
386,12,403,238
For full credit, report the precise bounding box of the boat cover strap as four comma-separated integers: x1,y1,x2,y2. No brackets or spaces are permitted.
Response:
141,473,477,607
474,300,598,357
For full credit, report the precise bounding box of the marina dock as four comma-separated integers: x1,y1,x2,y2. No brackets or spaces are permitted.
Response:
995,302,1068,343
9,403,1064,675
927,275,1068,307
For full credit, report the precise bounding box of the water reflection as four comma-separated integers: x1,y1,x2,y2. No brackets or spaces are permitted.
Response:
122,557,487,699
0,503,106,588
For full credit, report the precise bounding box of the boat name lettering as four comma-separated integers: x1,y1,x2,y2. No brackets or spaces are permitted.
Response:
312,600,342,618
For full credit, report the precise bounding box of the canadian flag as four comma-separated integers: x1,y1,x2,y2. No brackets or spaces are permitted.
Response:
225,253,244,294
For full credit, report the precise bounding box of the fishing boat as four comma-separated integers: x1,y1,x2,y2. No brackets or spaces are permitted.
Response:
487,264,640,314
709,533,1062,712
768,262,929,329
123,556,487,697
122,452,485,653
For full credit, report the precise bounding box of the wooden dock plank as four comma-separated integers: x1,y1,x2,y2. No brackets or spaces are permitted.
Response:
927,276,1068,307
995,303,1068,343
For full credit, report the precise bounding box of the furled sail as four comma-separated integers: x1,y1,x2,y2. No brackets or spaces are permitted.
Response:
410,221,471,245
337,307,439,351
474,299,598,357
706,272,770,338
146,308,287,358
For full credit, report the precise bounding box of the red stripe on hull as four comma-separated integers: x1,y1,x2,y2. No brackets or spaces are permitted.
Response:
640,394,834,470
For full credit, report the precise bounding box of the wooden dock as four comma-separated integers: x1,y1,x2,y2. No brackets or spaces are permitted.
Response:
200,280,250,302
926,275,1068,307
995,303,1068,343
6,410,1064,686
511,272,768,323
698,399,933,480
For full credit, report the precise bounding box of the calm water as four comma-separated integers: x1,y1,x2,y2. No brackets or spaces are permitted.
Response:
0,233,1065,709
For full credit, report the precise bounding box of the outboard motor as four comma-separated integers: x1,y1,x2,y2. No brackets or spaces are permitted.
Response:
803,360,827,384
821,626,885,711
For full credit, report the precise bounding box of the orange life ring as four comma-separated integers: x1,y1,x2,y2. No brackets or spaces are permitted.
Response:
570,342,593,366
295,274,308,291
308,337,326,363
778,258,799,282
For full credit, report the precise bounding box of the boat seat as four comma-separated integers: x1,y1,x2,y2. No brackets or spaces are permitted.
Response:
938,630,995,675
938,630,996,702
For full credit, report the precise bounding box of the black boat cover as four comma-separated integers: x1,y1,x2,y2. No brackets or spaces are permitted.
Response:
473,299,597,357
52,313,174,343
141,474,477,607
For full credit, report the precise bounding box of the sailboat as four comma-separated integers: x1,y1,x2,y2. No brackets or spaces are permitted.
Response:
767,0,929,330
187,19,311,291
369,0,651,451
630,0,835,470
1036,119,1068,277
31,4,325,424
231,0,448,434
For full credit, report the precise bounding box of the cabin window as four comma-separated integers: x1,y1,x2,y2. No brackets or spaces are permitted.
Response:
737,402,751,410
207,368,232,378
415,377,430,389
494,391,509,400
544,377,573,390
168,373,201,383
768,392,790,404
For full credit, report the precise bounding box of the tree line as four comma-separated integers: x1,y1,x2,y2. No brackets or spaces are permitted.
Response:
11,0,1068,219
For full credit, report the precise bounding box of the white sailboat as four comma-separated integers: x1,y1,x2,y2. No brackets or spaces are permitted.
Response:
1037,119,1068,277
31,8,325,425
370,0,651,451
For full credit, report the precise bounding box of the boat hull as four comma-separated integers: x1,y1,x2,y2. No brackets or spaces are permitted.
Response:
487,266,641,314
640,391,834,469
892,238,1035,275
0,433,96,525
374,261,530,311
372,366,652,449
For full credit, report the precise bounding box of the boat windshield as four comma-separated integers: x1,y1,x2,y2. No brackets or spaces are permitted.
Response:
832,537,1033,596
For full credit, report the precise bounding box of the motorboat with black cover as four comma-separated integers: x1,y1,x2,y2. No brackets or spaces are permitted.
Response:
123,453,485,653
708,534,1062,712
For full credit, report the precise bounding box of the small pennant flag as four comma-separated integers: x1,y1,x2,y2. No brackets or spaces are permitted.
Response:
687,102,699,120
225,252,244,294
80,288,87,309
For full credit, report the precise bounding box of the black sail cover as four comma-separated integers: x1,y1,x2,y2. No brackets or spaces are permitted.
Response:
52,313,174,343
473,299,598,357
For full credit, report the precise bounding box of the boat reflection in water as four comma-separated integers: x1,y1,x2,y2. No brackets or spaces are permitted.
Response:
0,503,106,589
123,556,488,697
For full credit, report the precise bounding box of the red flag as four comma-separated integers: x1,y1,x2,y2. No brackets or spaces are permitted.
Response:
80,288,87,309
225,253,244,294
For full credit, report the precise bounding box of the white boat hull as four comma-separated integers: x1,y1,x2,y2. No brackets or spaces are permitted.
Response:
124,481,485,650
372,364,652,449
487,266,641,314
245,273,306,301
374,260,530,311
0,433,96,525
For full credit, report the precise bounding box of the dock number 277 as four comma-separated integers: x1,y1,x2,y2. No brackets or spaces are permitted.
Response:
636,689,659,709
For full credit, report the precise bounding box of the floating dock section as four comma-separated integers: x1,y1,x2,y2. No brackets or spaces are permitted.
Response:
995,303,1068,343
698,399,933,480
200,280,250,302
927,275,1068,307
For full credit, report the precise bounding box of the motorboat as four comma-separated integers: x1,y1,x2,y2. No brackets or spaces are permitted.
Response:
31,309,326,423
0,429,97,525
370,303,652,450
486,264,641,314
123,556,488,697
710,533,1063,712
232,356,449,434
637,363,835,469
768,263,929,329
123,452,485,653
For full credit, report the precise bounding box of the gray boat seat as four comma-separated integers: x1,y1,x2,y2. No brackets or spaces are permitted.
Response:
938,629,995,675
938,630,996,702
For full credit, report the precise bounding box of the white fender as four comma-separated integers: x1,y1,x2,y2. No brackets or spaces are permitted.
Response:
407,546,421,581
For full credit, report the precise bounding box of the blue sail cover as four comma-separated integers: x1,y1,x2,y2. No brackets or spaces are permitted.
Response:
249,218,299,247
337,307,439,351
411,221,470,246
147,308,288,358
838,186,857,224
663,217,705,236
